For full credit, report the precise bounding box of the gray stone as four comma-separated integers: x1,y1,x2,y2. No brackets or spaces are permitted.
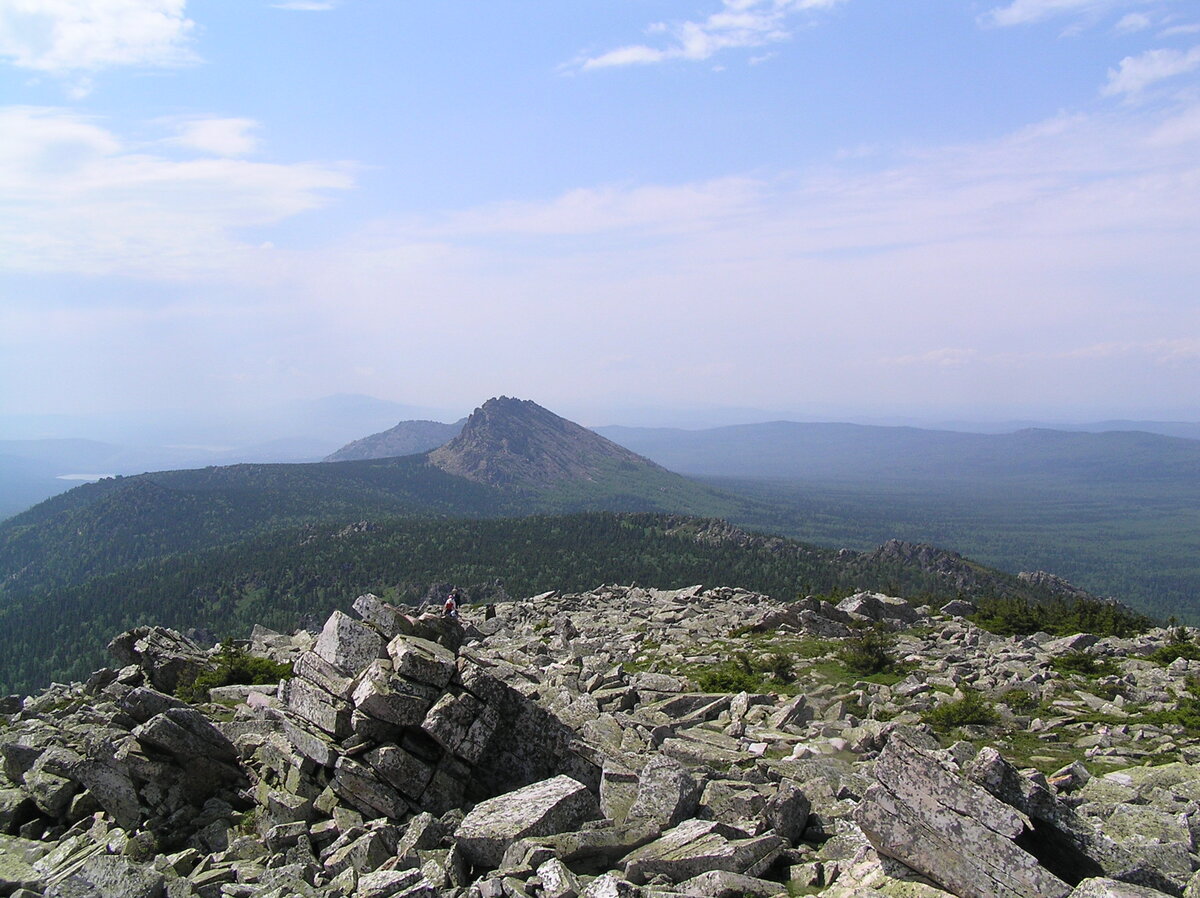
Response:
356,868,437,898
536,857,580,898
24,768,78,817
294,651,355,700
283,677,353,738
351,661,434,728
314,611,387,676
453,775,601,868
621,819,784,884
581,873,638,898
70,761,141,830
939,599,977,617
352,594,411,640
134,708,238,763
76,854,165,898
763,780,810,845
364,744,435,800
856,732,1071,898
323,830,391,876
678,869,788,898
1070,878,1176,897
107,627,209,694
119,687,187,724
625,755,701,829
281,716,341,768
836,592,921,625
332,757,410,820
0,835,41,893
422,692,482,755
387,636,457,688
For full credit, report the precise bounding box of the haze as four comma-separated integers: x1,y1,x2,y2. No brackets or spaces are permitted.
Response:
1,0,1198,437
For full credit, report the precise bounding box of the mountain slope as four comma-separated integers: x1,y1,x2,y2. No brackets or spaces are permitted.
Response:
430,397,659,487
324,418,466,462
0,511,1099,694
0,398,748,597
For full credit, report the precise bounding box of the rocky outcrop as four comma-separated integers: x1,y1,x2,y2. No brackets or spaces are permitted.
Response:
2,583,1198,898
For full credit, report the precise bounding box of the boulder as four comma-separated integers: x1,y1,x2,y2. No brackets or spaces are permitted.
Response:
107,627,209,694
386,637,457,689
625,755,701,829
1070,879,1177,897
313,611,387,675
453,775,601,868
620,819,784,885
836,592,921,626
351,661,435,728
855,730,1071,898
678,869,788,898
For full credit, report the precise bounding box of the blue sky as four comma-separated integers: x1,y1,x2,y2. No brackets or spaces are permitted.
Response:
1,0,1198,431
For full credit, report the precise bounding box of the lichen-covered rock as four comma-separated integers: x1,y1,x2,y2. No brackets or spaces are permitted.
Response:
624,755,701,829
453,775,600,868
856,732,1071,898
620,819,784,884
313,611,387,676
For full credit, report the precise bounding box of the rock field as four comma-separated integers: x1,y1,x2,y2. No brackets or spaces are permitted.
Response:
3,584,1200,898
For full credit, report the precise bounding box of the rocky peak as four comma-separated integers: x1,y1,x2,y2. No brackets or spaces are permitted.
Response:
427,397,663,488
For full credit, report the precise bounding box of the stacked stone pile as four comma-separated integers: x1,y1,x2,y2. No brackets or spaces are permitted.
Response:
2,584,1200,898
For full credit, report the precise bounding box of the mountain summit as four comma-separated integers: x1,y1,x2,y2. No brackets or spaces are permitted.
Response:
428,397,662,487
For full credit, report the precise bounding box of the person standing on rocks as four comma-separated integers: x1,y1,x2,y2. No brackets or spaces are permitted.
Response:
444,588,461,621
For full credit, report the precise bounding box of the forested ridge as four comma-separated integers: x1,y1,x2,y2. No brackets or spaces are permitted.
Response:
0,511,1069,695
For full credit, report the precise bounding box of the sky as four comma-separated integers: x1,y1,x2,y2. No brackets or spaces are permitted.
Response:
1,0,1198,435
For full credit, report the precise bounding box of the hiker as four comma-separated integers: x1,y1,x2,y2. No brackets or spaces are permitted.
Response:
443,588,460,620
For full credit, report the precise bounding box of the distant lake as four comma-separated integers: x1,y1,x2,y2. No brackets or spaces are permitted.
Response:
56,474,112,482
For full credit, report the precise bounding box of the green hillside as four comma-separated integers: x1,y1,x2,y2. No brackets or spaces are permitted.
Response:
0,511,1080,695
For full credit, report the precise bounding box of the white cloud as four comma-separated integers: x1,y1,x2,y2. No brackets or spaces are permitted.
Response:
412,177,767,240
574,0,846,70
0,106,354,278
884,349,979,368
164,117,260,157
1159,23,1200,37
272,1,338,9
1115,12,1153,31
1102,45,1200,95
0,0,196,74
1059,339,1200,362
981,0,1158,28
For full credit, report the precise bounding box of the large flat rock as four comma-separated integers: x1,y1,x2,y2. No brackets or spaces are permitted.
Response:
454,775,600,869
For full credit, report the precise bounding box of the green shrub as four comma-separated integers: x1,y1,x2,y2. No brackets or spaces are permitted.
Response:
695,663,761,693
839,628,895,676
923,688,999,731
763,652,795,683
177,642,293,703
1001,689,1039,713
971,596,1151,639
692,649,796,693
1050,651,1117,677
1148,636,1200,666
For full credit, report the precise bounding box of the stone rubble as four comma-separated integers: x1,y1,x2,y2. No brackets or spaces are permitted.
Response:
1,584,1199,898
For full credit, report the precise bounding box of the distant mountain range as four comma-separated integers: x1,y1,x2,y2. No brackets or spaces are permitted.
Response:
0,398,744,597
592,421,1200,485
325,418,466,462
